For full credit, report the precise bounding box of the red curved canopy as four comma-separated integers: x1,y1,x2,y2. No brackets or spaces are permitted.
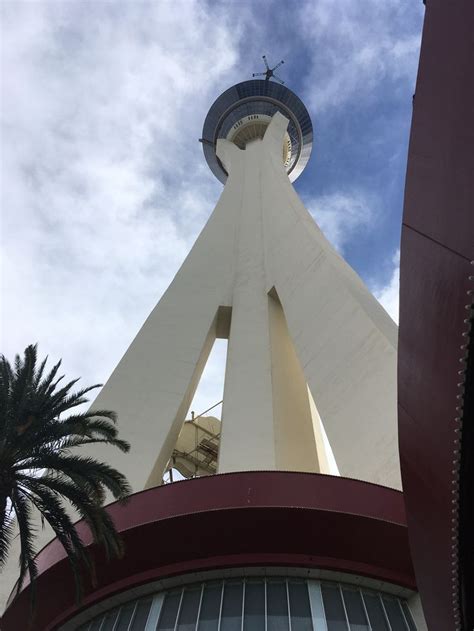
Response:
2,471,414,631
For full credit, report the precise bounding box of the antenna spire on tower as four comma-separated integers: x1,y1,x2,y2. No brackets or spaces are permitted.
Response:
252,55,285,84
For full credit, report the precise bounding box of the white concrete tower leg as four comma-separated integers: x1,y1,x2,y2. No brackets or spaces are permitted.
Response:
216,138,278,471
260,113,401,489
216,130,321,473
85,177,240,492
267,290,320,472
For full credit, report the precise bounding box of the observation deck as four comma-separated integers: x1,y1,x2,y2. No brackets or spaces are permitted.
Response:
201,80,313,183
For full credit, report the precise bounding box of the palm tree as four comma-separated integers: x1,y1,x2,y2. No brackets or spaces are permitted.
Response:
0,344,131,603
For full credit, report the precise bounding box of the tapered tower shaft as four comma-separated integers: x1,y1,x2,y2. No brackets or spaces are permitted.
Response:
87,112,400,492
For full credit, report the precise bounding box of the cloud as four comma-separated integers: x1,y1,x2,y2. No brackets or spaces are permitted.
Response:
305,191,374,253
1,1,241,385
373,250,400,323
297,0,422,112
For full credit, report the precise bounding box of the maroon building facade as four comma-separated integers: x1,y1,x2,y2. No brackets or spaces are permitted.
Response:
398,1,474,629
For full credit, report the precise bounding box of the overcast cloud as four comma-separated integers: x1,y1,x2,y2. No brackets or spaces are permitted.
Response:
1,1,422,417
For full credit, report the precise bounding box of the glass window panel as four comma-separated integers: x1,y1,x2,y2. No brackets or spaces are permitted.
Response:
177,587,202,631
243,581,265,631
157,591,182,631
342,589,369,631
115,602,137,631
197,583,222,631
267,581,290,631
321,584,347,631
361,594,389,631
88,619,103,631
288,581,312,631
220,581,243,631
382,597,408,631
130,597,153,630
307,581,326,630
101,608,120,631
401,602,417,631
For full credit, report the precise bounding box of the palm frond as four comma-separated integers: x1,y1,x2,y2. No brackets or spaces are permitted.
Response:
32,356,48,390
24,475,124,561
0,507,16,570
59,436,130,453
11,489,38,596
35,359,62,398
20,482,95,603
26,453,131,501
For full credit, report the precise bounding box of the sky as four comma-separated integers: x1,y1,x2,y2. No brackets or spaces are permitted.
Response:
1,1,425,422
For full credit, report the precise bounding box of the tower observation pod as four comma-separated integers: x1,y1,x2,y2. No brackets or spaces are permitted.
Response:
200,78,313,184
2,69,428,630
